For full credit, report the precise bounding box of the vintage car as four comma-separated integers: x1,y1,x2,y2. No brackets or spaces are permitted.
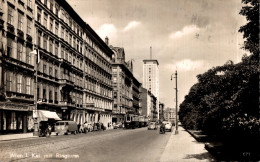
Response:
55,121,78,135
163,121,172,132
147,122,157,130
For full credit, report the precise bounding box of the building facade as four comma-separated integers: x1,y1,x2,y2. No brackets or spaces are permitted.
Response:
0,0,114,135
110,44,141,123
0,0,36,134
143,59,159,119
140,87,157,121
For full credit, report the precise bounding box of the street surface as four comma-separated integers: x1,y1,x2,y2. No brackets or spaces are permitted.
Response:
0,126,216,162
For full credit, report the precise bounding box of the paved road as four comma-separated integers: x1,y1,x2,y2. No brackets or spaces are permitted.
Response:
0,127,215,162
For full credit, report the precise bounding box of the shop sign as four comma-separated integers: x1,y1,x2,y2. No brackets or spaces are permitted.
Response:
0,103,30,111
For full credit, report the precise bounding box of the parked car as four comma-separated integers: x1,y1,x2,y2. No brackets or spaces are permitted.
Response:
163,121,172,132
148,122,157,130
83,122,93,132
114,122,123,129
55,121,78,135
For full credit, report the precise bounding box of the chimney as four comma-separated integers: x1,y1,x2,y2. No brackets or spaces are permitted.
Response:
105,36,109,45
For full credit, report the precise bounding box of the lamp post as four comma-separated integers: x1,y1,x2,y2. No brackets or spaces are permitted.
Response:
171,70,178,135
31,49,39,136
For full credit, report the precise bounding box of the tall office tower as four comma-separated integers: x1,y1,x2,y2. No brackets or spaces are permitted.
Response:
143,47,159,120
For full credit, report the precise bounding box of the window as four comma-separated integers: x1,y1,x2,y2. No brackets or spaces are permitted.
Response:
61,27,64,38
37,31,41,47
55,69,58,78
43,86,46,99
27,18,32,34
43,64,47,74
7,37,13,57
49,39,53,53
8,6,14,25
61,47,64,58
50,0,53,12
37,8,41,23
49,66,53,76
49,18,53,32
49,90,53,101
18,12,23,30
54,90,58,102
43,13,47,27
43,35,47,50
6,71,12,91
16,75,22,93
55,22,58,35
69,34,72,45
44,0,47,6
55,42,58,56
27,0,32,8
26,47,31,64
17,43,23,61
65,30,68,42
26,77,31,94
55,3,59,16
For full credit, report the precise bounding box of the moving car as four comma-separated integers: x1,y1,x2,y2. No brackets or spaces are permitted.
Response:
148,122,157,130
163,121,172,132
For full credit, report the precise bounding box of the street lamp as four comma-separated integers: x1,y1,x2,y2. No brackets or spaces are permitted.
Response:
171,70,178,135
30,49,39,136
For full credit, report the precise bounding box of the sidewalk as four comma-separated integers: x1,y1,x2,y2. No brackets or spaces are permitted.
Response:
0,128,115,142
160,125,216,162
0,132,37,141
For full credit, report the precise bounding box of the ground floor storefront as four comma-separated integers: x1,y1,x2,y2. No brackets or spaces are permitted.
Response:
70,109,112,129
0,102,34,135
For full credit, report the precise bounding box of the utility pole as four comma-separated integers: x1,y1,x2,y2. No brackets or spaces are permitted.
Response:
175,70,178,134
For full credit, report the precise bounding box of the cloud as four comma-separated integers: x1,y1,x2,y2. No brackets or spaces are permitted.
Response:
96,23,117,40
169,25,199,39
166,59,207,72
123,21,141,32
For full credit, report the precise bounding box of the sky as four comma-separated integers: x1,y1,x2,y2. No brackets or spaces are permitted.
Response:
67,0,247,108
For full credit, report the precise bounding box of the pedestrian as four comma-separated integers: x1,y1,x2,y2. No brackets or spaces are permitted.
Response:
47,124,52,137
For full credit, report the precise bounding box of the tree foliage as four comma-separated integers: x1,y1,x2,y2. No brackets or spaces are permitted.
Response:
239,0,259,58
179,0,259,141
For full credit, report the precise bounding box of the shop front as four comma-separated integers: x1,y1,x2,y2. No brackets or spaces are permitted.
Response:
0,102,34,134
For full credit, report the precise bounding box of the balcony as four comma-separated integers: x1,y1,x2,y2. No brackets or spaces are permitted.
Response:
60,101,75,107
59,79,74,90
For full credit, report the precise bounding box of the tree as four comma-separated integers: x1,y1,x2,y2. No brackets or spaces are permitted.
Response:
239,0,259,58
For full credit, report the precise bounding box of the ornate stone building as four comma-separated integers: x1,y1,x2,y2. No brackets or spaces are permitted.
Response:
0,0,113,135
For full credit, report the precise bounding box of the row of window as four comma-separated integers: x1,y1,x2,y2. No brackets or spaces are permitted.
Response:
6,71,33,95
37,0,112,72
85,95,112,110
6,38,33,65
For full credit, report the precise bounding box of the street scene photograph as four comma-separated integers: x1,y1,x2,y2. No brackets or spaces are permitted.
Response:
0,0,259,161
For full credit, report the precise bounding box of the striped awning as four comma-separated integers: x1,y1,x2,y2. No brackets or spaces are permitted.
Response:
33,110,61,121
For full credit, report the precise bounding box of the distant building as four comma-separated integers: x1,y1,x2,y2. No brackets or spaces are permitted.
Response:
164,107,175,122
141,87,157,121
142,48,159,119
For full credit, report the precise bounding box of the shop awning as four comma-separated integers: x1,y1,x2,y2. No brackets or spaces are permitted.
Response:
33,110,61,121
